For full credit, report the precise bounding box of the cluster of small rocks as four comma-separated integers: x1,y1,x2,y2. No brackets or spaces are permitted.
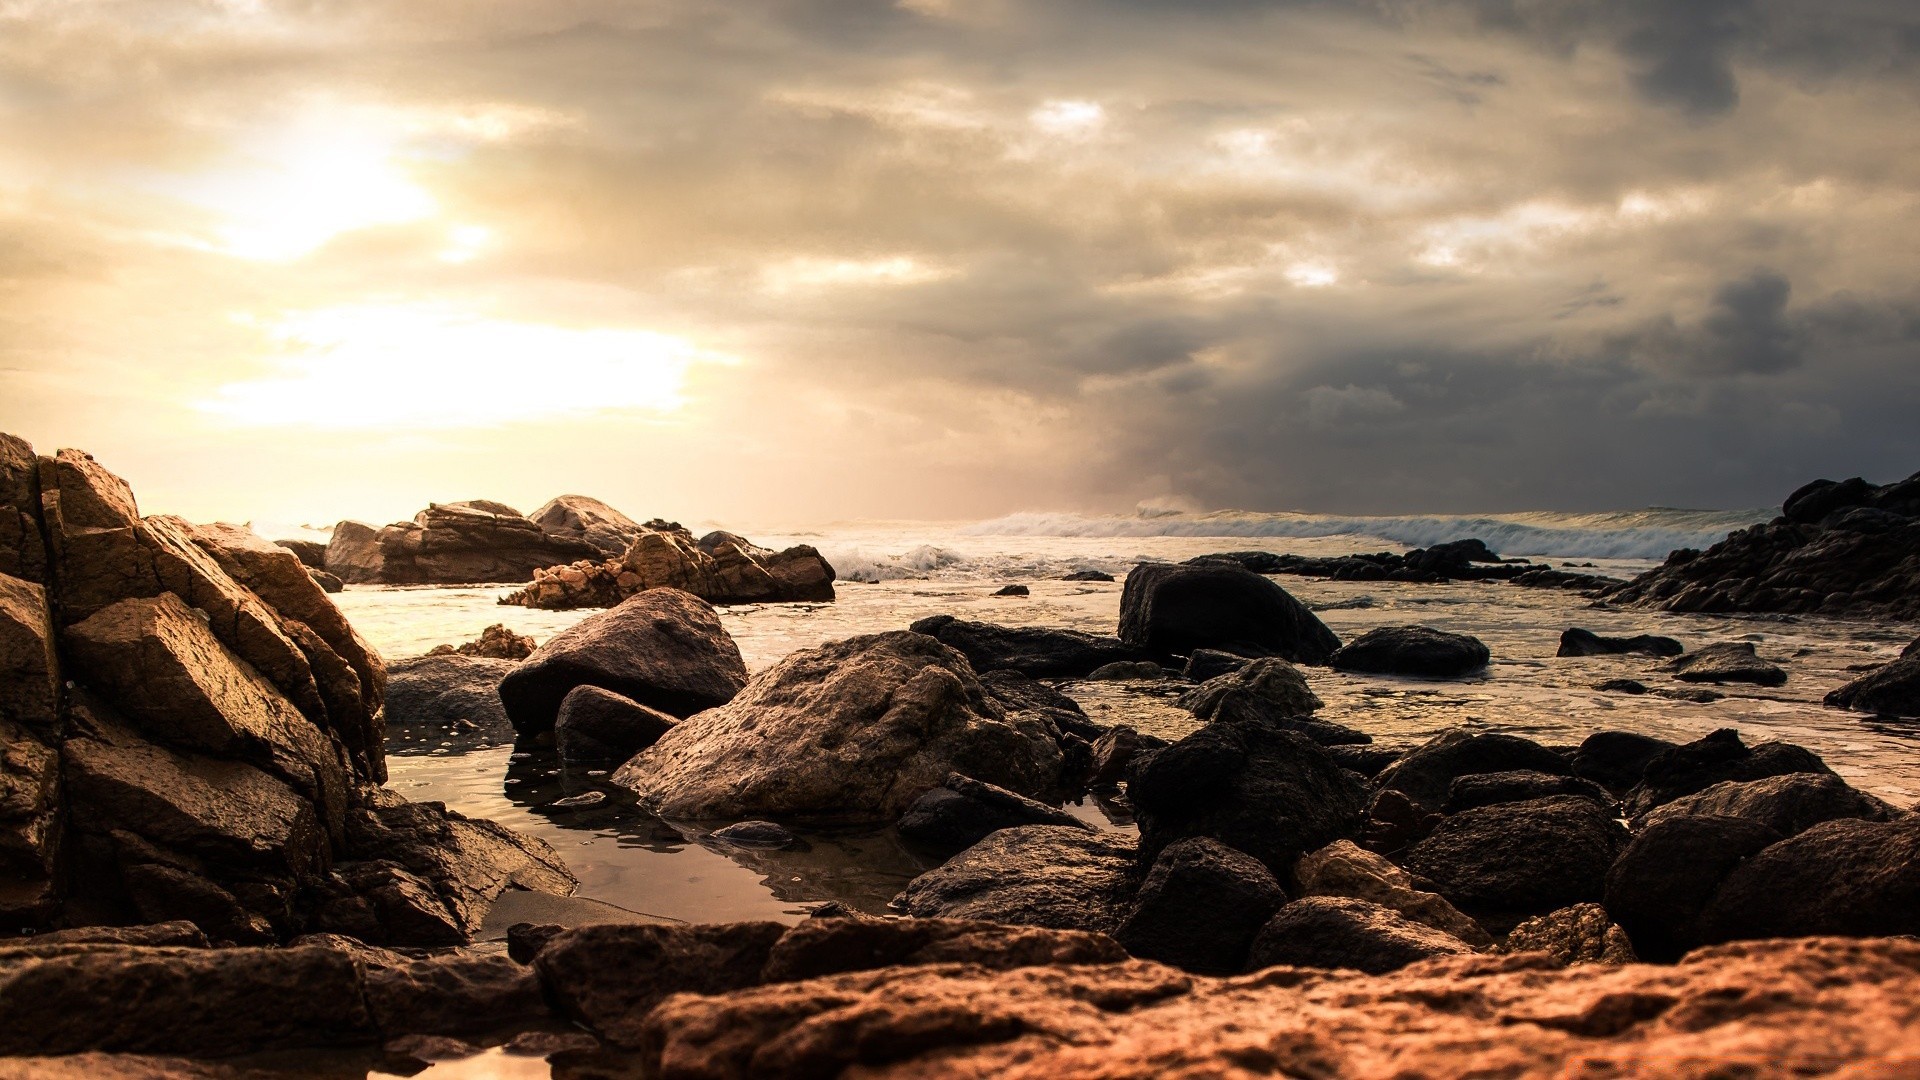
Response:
498,519,836,610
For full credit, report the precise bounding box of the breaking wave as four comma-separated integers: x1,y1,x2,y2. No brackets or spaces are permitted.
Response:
822,544,969,583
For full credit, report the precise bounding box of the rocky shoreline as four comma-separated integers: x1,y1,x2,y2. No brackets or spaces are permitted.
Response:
6,445,1920,1077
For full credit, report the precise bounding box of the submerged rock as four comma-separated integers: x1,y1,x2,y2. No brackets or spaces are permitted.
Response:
1247,896,1475,974
1117,562,1340,665
1667,641,1787,686
1085,660,1169,681
908,614,1152,678
892,825,1139,934
1824,645,1920,717
1329,625,1490,678
1555,627,1685,657
616,632,1063,822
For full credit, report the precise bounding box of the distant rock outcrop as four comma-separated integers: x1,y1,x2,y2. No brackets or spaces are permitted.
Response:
500,519,835,610
324,501,601,585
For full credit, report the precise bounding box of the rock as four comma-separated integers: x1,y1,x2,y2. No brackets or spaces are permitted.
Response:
1667,641,1787,686
1359,787,1445,854
1126,711,1368,876
1062,569,1114,582
1374,729,1570,812
1118,562,1340,664
305,568,343,593
384,654,516,736
1594,678,1649,693
0,944,372,1056
1295,839,1492,947
1501,903,1635,966
1623,728,1831,816
1698,816,1920,943
500,519,836,609
1606,469,1920,619
428,623,533,660
1329,625,1490,678
1324,743,1403,777
1247,896,1475,974
1556,628,1684,657
1114,837,1287,974
1638,772,1899,836
897,773,1091,856
1569,731,1678,793
1086,725,1166,789
907,615,1152,678
616,632,1063,822
503,1030,601,1057
498,587,748,737
554,685,676,764
1084,660,1168,680
0,433,48,582
1192,687,1371,745
1602,815,1785,962
0,577,60,923
1176,657,1322,719
529,494,644,555
1399,796,1629,929
1180,648,1250,682
763,915,1125,983
272,539,327,568
322,501,602,586
535,921,790,1048
15,922,208,948
550,791,607,810
992,584,1030,597
632,937,1920,1078
364,950,547,1036
710,821,796,848
892,825,1139,934
1824,653,1920,717
1445,770,1614,814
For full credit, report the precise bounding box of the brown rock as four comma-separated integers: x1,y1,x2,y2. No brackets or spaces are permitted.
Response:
502,519,835,610
340,795,576,937
1247,896,1475,974
891,825,1138,934
535,921,790,1048
763,916,1125,982
15,921,209,948
1502,903,1637,966
1295,839,1493,947
365,950,548,1036
0,433,47,582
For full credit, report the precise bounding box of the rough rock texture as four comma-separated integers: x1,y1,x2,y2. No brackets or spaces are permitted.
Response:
0,573,60,923
1117,562,1340,664
1825,651,1920,717
1247,896,1476,974
1604,815,1786,962
1084,660,1164,680
384,654,515,738
271,539,327,568
631,938,1920,1078
1623,728,1831,817
762,916,1125,984
892,825,1139,934
1127,712,1367,877
1400,796,1629,929
1445,770,1614,814
896,773,1092,856
1295,840,1493,947
1606,470,1920,619
1502,903,1636,966
1175,656,1322,719
324,500,602,585
1329,625,1491,678
1570,730,1678,793
1638,772,1898,836
1181,648,1250,682
498,588,747,737
1086,725,1165,788
1556,627,1685,657
0,433,48,582
427,623,533,660
529,494,645,555
1374,729,1570,812
1667,641,1788,686
1699,816,1920,943
617,632,1064,822
1114,837,1287,974
907,615,1151,678
554,685,677,764
500,518,835,609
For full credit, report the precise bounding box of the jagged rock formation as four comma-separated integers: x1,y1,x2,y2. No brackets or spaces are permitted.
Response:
499,519,836,609
322,500,602,585
0,435,573,944
1606,470,1920,618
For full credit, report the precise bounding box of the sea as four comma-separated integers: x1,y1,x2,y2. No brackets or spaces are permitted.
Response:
275,508,1920,930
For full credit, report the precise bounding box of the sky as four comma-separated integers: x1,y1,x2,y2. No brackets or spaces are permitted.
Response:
1,0,1917,529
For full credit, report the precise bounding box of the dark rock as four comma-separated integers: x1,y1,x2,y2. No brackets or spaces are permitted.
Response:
908,614,1151,678
306,568,344,593
1325,743,1403,778
1623,728,1832,816
554,685,676,764
1360,787,1444,855
1246,896,1474,974
1295,839,1492,946
1556,628,1684,657
272,539,327,568
1638,772,1899,836
897,773,1091,856
1185,550,1291,574
1667,641,1787,686
891,825,1139,934
1824,654,1920,717
1399,796,1629,928
385,654,515,736
535,921,790,1048
710,821,797,848
17,922,208,948
1593,678,1650,694
1085,660,1169,680
1569,731,1678,793
762,916,1125,983
1181,649,1250,682
365,950,547,1036
1374,729,1570,812
507,922,564,964
1061,570,1114,582
992,584,1030,597
0,433,48,583
1197,688,1372,746
1329,625,1490,678
1501,903,1635,966
1117,562,1340,665
1603,815,1786,961
1176,657,1321,719
498,587,747,737
1698,816,1920,943
1126,711,1368,876
977,668,1104,743
617,632,1064,822
1445,770,1614,814
1087,725,1167,788
1657,686,1725,703
324,501,602,586
1114,837,1287,974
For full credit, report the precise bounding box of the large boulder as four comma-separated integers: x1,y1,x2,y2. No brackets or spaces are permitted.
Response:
1373,729,1570,812
907,615,1151,678
0,433,47,582
1,573,63,923
1622,728,1831,816
1667,642,1787,686
1824,648,1920,717
529,494,644,555
896,773,1092,856
324,501,602,585
1117,562,1340,664
1603,815,1785,961
554,685,676,765
1637,772,1898,836
1246,896,1475,974
497,588,747,738
1555,628,1684,657
1399,796,1629,929
1569,731,1677,793
1114,837,1287,974
1329,626,1490,678
614,631,1063,822
1445,770,1613,814
1697,816,1920,943
891,825,1138,934
1175,657,1321,719
1126,711,1368,876
501,519,835,609
384,655,515,737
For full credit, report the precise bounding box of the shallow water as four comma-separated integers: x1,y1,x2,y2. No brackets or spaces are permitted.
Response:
339,526,1920,928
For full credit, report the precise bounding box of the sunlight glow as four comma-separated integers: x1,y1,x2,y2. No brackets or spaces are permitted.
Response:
438,224,495,264
1286,263,1340,288
761,256,950,293
199,306,733,429
1030,100,1106,137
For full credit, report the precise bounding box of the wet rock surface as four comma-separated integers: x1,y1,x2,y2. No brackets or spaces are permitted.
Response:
896,773,1093,856
1557,627,1685,657
908,614,1151,678
554,685,677,765
1667,641,1788,686
1329,625,1491,678
1247,895,1476,974
892,825,1139,934
383,654,515,736
1825,644,1920,717
1118,561,1340,664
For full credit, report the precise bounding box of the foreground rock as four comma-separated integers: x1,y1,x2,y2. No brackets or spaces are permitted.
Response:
908,615,1151,678
1118,562,1340,664
896,773,1092,856
501,518,835,609
1175,657,1321,719
1329,625,1490,678
324,500,601,585
1113,837,1286,974
1605,469,1920,619
892,825,1139,934
1295,840,1492,946
498,587,747,739
1400,796,1628,931
1248,895,1475,974
632,937,1920,1078
1824,639,1920,717
616,632,1065,821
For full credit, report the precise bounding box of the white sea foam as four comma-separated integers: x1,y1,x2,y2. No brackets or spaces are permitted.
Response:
822,544,969,582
